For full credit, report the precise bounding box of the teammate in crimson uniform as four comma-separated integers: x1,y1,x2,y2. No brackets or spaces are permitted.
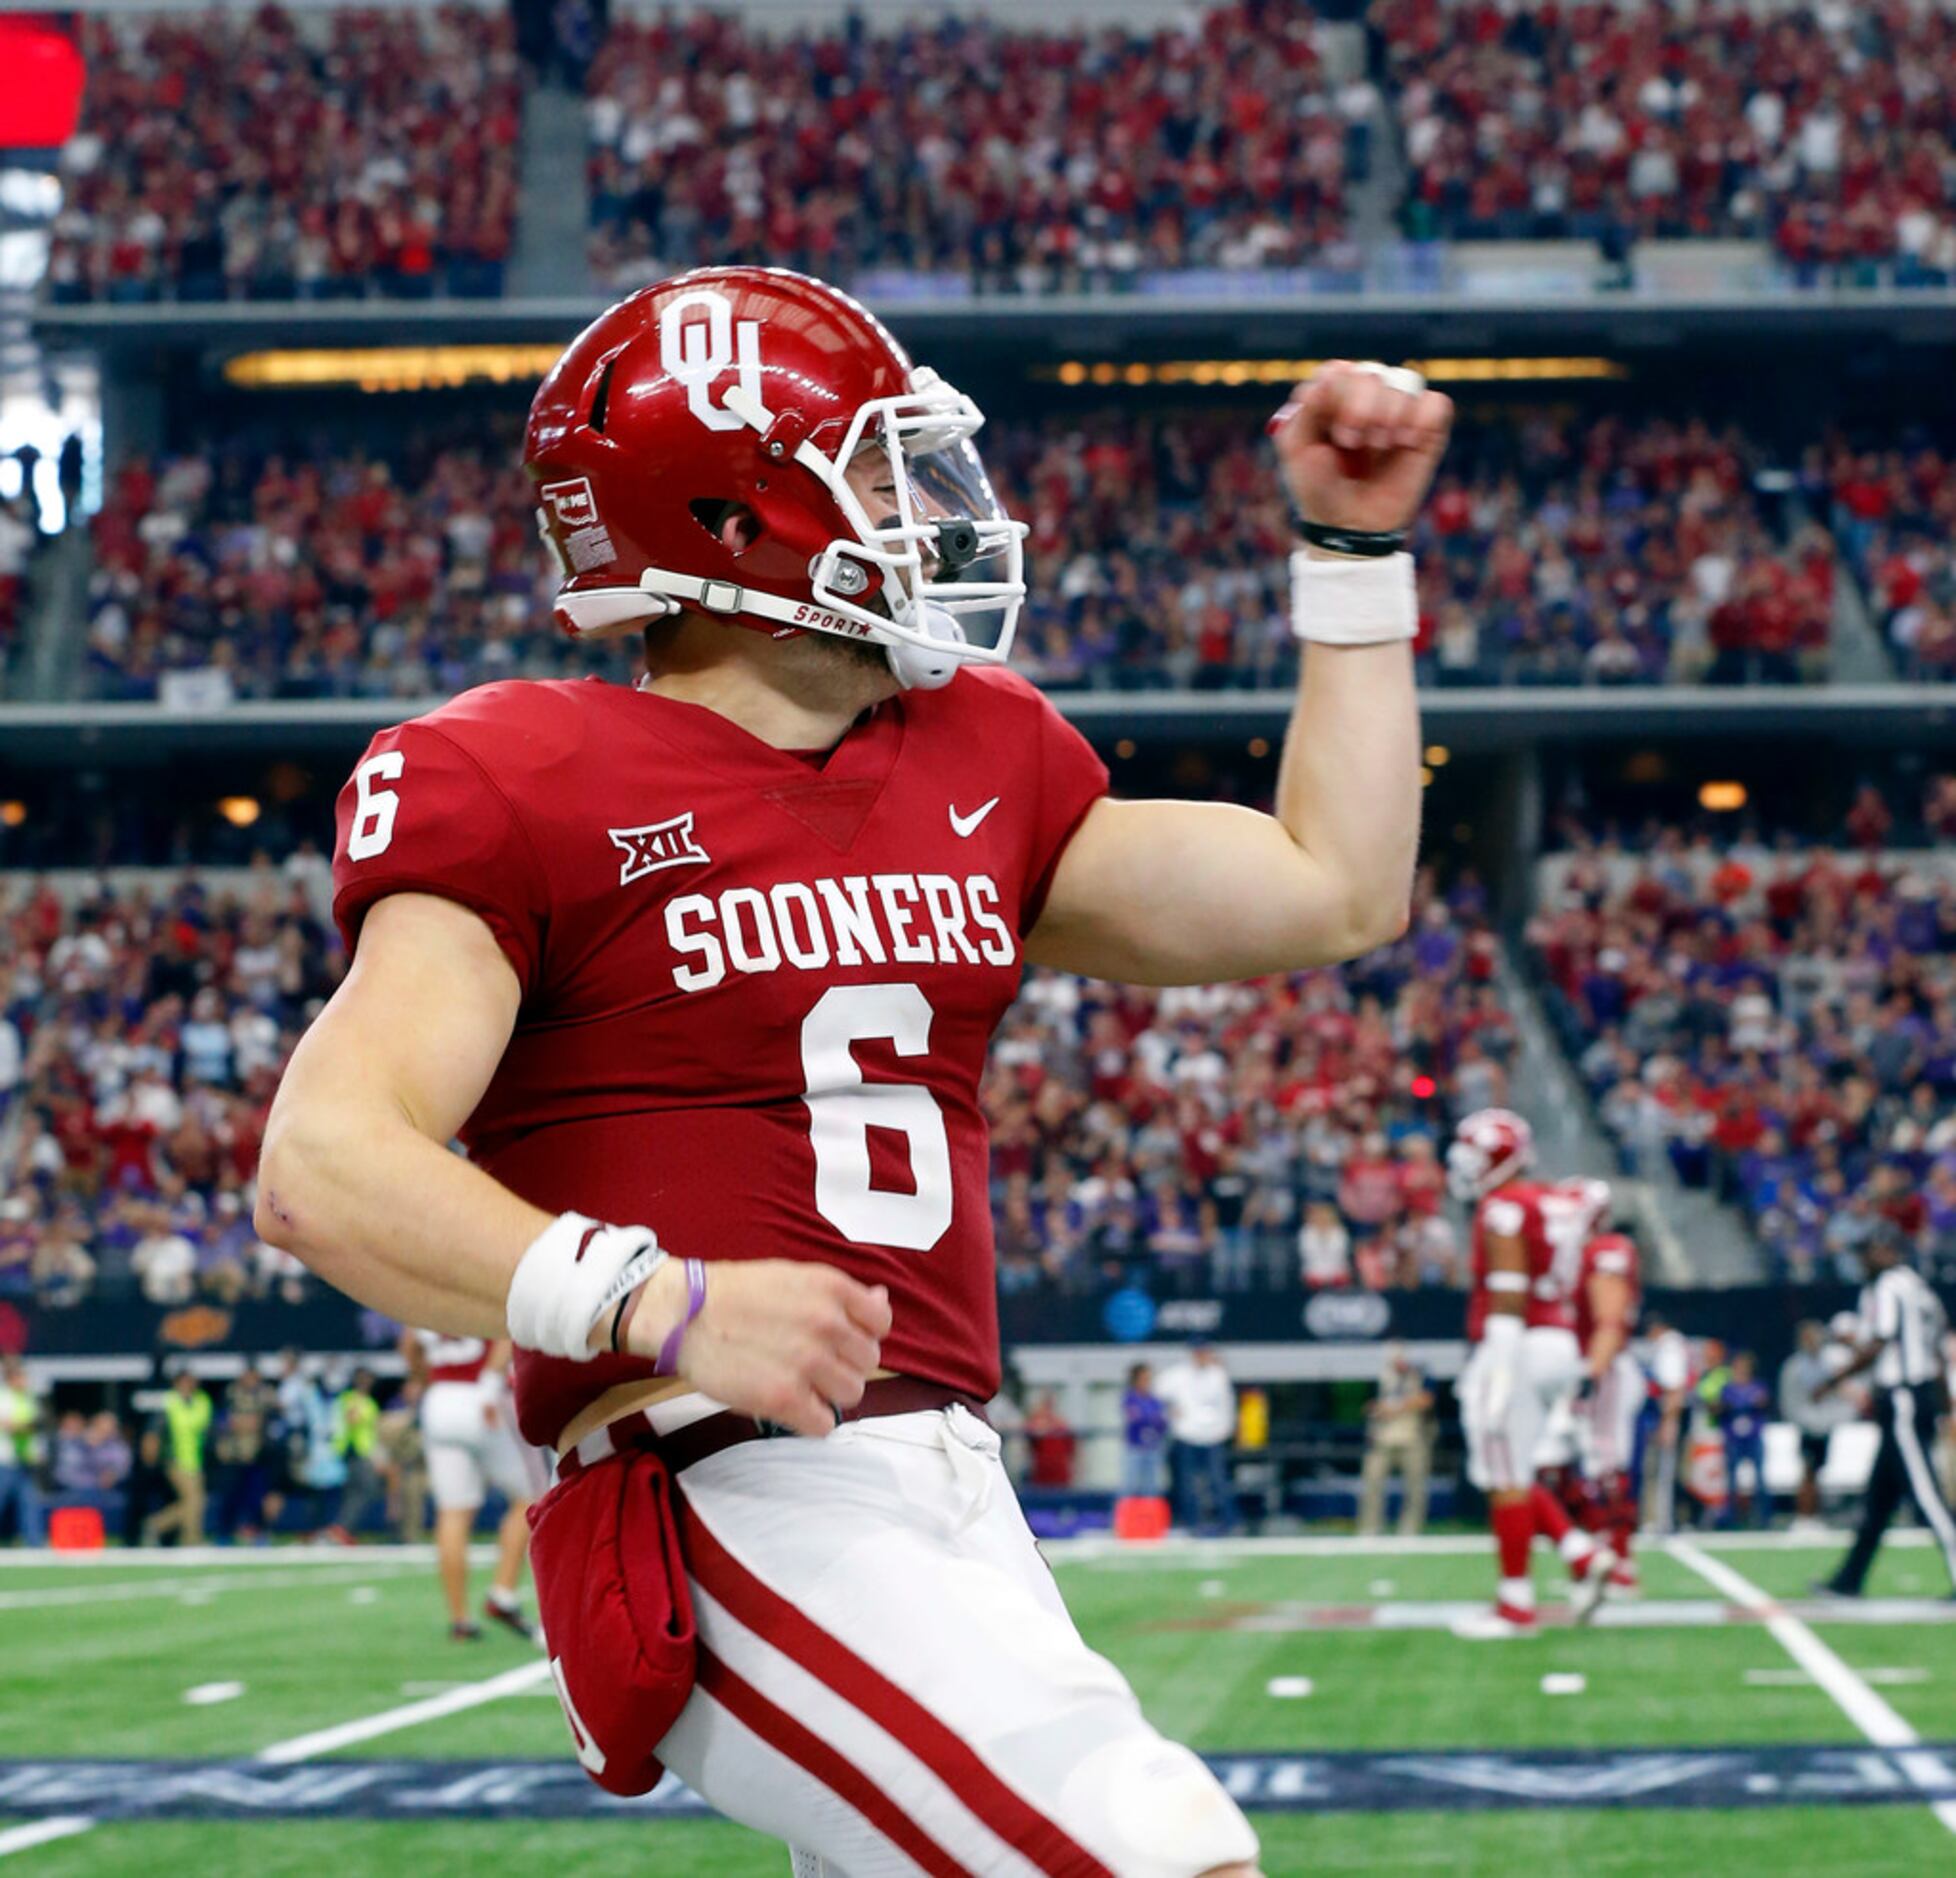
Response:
401,1328,547,1640
1564,1173,1644,1590
259,266,1451,1876
1450,1112,1619,1636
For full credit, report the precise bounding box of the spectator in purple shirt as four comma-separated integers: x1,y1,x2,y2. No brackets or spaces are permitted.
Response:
1122,1364,1171,1499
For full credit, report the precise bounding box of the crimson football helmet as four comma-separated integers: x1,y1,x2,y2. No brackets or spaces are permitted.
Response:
1560,1174,1613,1235
524,266,1026,690
1447,1108,1536,1202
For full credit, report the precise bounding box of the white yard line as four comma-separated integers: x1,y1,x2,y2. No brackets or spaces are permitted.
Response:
1669,1535,1956,1837
1044,1529,1938,1565
0,1818,97,1859
0,1566,420,1612
0,1543,506,1569
254,1658,555,1764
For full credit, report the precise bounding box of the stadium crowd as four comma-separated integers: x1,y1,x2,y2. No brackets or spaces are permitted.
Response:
984,869,1508,1298
1828,438,1956,680
1408,414,1832,686
1380,0,1956,280
1530,782,1956,1283
583,5,1358,292
0,859,338,1308
0,853,1506,1309
46,8,522,303
80,436,589,702
76,409,1835,699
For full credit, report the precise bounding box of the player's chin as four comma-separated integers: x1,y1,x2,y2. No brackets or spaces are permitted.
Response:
791,626,904,706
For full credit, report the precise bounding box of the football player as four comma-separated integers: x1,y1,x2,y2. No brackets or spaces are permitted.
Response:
1572,1195,1643,1591
258,267,1450,1877
401,1328,548,1641
1450,1112,1619,1636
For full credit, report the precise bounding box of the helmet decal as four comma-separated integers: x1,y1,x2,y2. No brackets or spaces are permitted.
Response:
659,288,763,434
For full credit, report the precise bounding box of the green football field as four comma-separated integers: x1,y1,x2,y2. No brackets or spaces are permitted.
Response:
3,1532,1956,1874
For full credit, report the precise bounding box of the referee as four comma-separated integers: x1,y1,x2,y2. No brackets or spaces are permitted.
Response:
1815,1225,1956,1598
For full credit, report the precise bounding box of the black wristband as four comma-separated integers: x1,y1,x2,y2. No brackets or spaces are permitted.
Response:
1291,514,1407,558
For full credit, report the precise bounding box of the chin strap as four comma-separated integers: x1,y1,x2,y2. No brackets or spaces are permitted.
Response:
559,571,971,693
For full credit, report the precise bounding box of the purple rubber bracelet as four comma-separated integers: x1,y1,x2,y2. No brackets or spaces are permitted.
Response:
655,1258,707,1377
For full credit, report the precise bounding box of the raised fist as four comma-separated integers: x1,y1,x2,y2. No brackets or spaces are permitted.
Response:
1269,361,1453,537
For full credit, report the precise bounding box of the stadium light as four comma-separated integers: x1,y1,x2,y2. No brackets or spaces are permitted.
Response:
1045,357,1626,388
1698,781,1748,812
1425,744,1451,766
216,796,262,828
0,800,24,827
222,345,567,393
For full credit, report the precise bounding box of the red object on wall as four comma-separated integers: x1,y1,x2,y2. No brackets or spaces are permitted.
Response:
0,17,85,152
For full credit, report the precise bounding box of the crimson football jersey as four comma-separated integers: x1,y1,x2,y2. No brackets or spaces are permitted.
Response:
414,1329,491,1385
332,670,1107,1446
1574,1231,1640,1356
1465,1181,1585,1342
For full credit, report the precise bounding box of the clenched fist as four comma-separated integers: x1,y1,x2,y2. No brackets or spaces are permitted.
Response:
626,1256,891,1438
1270,361,1453,536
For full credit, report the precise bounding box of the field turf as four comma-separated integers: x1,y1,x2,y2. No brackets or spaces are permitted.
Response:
3,1532,1954,1874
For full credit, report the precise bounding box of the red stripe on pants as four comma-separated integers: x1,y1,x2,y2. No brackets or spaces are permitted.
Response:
696,1645,972,1878
681,1497,1115,1878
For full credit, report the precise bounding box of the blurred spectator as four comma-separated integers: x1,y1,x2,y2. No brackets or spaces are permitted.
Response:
585,6,1350,293
1155,1340,1236,1534
0,1358,45,1546
1297,1200,1352,1289
332,1367,384,1539
1356,1342,1434,1536
1717,1349,1772,1529
213,1364,278,1541
145,1368,212,1546
52,9,521,303
1780,1318,1853,1530
1120,1361,1170,1500
1023,1390,1077,1491
375,1377,428,1542
123,1422,172,1548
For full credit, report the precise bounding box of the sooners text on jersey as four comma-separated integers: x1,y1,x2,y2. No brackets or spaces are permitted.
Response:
1467,1180,1590,1342
332,671,1107,1447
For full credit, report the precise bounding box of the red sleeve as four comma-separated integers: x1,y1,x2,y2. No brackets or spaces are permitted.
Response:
1021,685,1109,934
331,720,550,1000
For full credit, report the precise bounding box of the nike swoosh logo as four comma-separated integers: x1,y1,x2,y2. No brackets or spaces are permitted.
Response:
948,797,1000,838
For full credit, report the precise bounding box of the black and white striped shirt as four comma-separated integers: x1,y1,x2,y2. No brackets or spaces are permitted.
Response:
1858,1266,1948,1391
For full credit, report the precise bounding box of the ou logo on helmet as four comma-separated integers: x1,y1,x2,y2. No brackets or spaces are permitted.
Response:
660,288,763,432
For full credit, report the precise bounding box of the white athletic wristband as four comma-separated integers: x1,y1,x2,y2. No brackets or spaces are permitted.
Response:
1289,549,1418,645
506,1210,668,1361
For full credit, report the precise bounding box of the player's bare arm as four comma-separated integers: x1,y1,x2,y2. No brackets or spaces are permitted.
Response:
1586,1269,1633,1381
1027,362,1451,985
257,892,890,1438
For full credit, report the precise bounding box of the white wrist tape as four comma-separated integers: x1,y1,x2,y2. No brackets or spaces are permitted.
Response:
1290,549,1417,645
506,1211,668,1361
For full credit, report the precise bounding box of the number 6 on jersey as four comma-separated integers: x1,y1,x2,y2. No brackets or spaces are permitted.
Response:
800,982,953,1250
